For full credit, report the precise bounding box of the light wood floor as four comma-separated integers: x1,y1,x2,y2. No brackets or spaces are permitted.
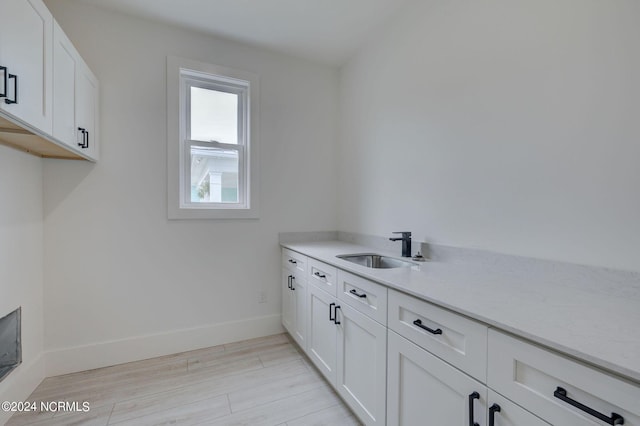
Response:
7,334,361,426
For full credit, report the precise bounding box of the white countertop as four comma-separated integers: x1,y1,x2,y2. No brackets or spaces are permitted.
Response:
281,240,640,383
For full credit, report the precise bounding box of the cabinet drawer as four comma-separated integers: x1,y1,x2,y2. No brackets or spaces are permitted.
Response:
308,258,338,297
337,270,387,325
282,248,307,274
388,289,488,382
488,330,640,426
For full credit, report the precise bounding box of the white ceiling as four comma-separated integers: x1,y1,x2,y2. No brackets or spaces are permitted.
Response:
76,0,411,65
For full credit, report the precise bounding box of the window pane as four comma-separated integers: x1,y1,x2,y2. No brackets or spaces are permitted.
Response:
190,146,239,203
190,86,238,144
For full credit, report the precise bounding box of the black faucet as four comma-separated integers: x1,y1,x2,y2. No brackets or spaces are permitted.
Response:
389,232,412,257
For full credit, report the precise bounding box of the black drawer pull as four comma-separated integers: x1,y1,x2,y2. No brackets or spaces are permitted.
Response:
413,319,442,335
468,392,480,426
329,302,336,322
489,403,501,426
0,66,7,98
314,271,326,279
287,275,292,289
554,387,624,425
334,305,341,325
349,289,367,298
288,259,297,264
5,73,17,104
290,276,295,291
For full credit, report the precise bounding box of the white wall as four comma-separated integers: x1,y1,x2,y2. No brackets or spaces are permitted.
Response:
43,1,338,373
0,146,45,423
339,0,640,271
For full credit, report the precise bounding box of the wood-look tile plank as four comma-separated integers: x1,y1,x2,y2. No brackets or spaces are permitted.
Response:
109,360,309,424
286,404,362,426
201,386,343,426
227,369,326,413
109,394,230,426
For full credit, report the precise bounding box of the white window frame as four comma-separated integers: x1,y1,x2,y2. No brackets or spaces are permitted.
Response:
167,56,260,219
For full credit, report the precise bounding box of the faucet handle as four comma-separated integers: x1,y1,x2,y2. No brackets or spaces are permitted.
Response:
392,231,412,238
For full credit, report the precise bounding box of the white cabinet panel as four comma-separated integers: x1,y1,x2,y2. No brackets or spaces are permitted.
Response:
336,303,386,425
75,59,99,160
282,267,307,351
52,21,78,148
308,258,338,297
387,330,487,426
282,268,295,336
0,0,53,133
307,284,337,385
337,269,387,325
488,329,640,426
388,289,488,382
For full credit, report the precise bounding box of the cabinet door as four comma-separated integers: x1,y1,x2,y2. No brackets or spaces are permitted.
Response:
487,391,550,426
52,21,78,148
336,303,386,426
0,0,53,133
307,284,337,386
75,59,99,160
387,330,487,426
291,275,307,351
282,269,295,335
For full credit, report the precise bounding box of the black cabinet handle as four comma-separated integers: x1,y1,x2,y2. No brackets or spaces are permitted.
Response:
334,305,341,325
287,275,292,290
288,259,297,264
413,319,442,335
0,66,7,99
468,392,480,426
314,271,326,279
5,73,17,104
85,130,90,148
349,289,367,298
554,387,624,425
489,403,501,426
290,276,295,291
78,128,87,148
329,302,336,322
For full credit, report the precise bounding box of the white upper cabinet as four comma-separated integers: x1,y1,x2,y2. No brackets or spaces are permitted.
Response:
75,58,99,160
0,0,99,161
0,0,53,133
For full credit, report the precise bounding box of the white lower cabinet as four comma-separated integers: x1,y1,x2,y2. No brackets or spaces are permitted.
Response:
387,330,487,426
337,303,387,425
307,283,338,384
306,264,387,426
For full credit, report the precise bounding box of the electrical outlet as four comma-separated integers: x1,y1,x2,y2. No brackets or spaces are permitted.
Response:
258,291,268,304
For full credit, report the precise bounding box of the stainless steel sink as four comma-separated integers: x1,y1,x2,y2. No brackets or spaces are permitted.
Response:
336,253,415,269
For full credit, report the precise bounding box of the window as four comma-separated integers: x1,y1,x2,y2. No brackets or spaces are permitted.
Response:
167,57,259,219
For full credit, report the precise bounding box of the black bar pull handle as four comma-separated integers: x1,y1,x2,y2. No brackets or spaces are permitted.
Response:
85,130,89,148
5,73,17,104
349,289,367,298
334,305,341,325
290,276,295,291
554,387,624,425
78,128,86,148
288,259,297,264
489,403,501,426
468,392,480,426
0,66,7,98
314,271,326,279
287,275,292,290
413,319,443,335
329,302,335,322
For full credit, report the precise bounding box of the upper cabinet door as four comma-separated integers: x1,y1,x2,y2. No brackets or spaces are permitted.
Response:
52,21,78,148
75,58,99,161
0,0,53,134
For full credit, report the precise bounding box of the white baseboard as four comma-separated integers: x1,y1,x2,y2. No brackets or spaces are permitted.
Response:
0,354,46,425
45,314,284,377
